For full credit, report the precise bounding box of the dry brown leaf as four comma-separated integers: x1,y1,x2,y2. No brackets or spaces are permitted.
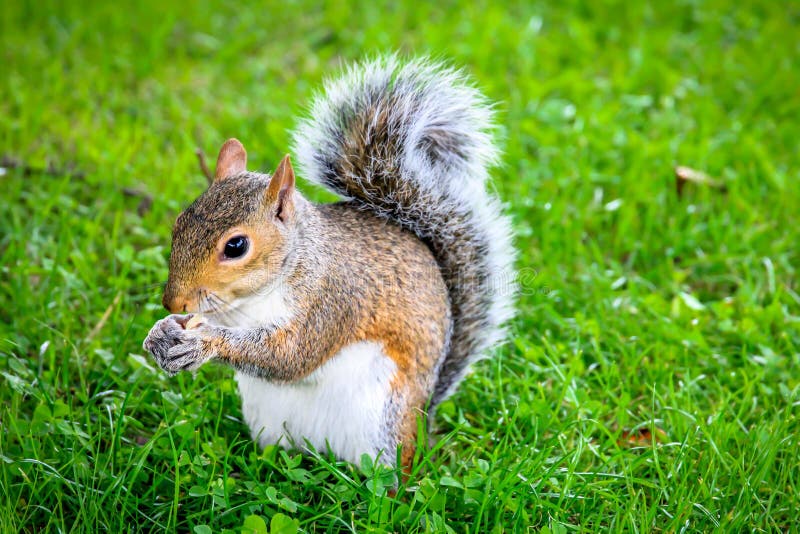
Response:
675,165,727,197
618,427,667,447
195,148,214,184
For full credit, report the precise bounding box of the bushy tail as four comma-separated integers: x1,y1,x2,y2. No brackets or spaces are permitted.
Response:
292,56,515,405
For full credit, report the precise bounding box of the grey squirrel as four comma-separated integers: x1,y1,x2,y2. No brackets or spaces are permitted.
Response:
143,56,516,468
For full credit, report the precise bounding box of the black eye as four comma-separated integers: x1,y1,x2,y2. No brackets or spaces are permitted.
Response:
223,236,249,259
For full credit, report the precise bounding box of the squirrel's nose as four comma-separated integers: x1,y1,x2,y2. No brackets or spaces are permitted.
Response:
163,294,188,313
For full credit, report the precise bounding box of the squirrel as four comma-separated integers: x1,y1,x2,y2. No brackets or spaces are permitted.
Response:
143,56,516,468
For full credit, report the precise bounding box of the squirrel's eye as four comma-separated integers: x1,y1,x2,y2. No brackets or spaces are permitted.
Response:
223,236,249,259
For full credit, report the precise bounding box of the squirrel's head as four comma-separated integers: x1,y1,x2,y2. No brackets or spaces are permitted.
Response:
162,138,297,315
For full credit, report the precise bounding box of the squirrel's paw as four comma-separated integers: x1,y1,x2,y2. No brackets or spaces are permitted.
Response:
143,315,214,375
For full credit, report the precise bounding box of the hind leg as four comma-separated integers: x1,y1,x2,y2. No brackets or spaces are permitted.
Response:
383,376,433,474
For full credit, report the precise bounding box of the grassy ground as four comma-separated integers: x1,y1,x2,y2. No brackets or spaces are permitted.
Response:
2,0,799,531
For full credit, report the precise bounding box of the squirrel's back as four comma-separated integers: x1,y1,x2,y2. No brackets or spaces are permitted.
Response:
293,56,516,405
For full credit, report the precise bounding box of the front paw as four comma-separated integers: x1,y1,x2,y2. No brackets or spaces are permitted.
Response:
143,315,214,375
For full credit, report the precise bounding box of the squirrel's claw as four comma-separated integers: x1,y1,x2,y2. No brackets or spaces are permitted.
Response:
143,315,212,375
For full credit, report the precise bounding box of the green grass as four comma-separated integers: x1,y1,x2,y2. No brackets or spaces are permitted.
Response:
2,0,799,531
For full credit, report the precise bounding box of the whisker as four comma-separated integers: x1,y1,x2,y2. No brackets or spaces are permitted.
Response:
206,294,238,318
203,293,233,322
214,301,237,325
207,292,256,323
199,290,227,321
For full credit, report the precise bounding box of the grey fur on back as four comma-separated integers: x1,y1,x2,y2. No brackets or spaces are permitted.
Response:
292,56,516,405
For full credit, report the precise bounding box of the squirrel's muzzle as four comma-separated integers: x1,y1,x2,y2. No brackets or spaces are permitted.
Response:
163,293,188,313
162,282,189,313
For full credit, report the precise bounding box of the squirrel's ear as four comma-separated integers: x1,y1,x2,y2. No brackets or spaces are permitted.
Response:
266,154,295,222
214,138,247,181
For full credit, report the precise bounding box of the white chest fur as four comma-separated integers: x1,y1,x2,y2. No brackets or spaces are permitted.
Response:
235,341,398,465
206,287,398,464
213,285,293,329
